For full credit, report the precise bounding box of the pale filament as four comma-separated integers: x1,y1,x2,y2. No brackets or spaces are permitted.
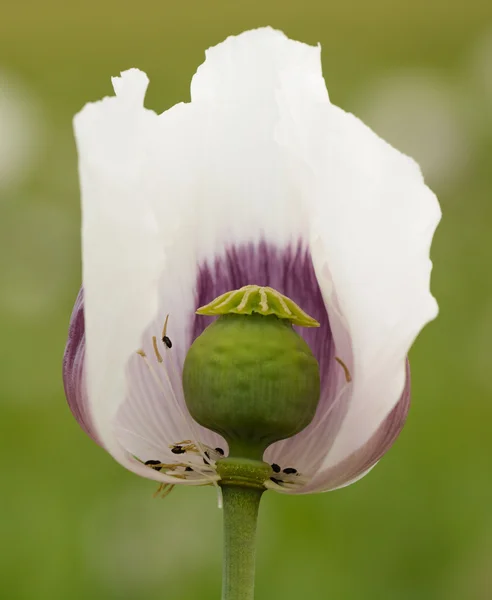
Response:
335,356,352,382
154,317,225,506
123,376,183,457
134,315,225,495
132,351,218,485
265,466,309,492
154,483,175,499
152,329,212,463
118,424,216,482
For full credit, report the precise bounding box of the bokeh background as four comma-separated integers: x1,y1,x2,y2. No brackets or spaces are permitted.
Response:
1,1,491,599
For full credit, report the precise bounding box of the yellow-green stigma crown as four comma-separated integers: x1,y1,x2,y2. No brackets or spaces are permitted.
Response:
196,285,320,328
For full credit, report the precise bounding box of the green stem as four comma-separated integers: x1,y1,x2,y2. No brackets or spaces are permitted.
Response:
221,484,263,600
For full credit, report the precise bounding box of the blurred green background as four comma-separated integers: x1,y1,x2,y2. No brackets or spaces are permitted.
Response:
1,1,492,599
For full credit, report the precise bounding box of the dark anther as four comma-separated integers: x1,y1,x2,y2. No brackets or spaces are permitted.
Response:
203,450,211,465
185,466,193,472
171,445,186,454
145,459,162,471
271,463,281,473
215,447,225,456
283,467,297,475
270,477,283,485
162,336,172,348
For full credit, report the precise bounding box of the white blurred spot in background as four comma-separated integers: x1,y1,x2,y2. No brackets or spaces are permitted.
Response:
0,69,44,190
353,71,471,187
82,486,220,593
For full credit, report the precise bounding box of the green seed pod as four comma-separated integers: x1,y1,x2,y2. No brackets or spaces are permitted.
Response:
183,286,321,461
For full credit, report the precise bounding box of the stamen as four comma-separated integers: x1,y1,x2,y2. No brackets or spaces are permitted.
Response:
161,314,169,338
264,464,310,492
171,440,201,453
155,350,213,469
265,478,303,492
135,345,216,477
152,336,163,363
145,461,184,472
133,329,222,490
126,382,217,487
283,467,297,475
153,483,175,499
145,459,163,471
335,356,352,382
161,315,173,348
141,455,215,483
132,353,209,478
171,440,224,465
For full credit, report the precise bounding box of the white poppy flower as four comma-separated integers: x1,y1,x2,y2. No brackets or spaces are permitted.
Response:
63,27,439,496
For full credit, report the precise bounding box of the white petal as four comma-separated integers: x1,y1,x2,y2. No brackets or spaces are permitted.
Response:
76,31,326,479
136,30,331,465
76,30,439,488
75,69,169,479
145,28,326,262
278,77,440,471
191,27,327,105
